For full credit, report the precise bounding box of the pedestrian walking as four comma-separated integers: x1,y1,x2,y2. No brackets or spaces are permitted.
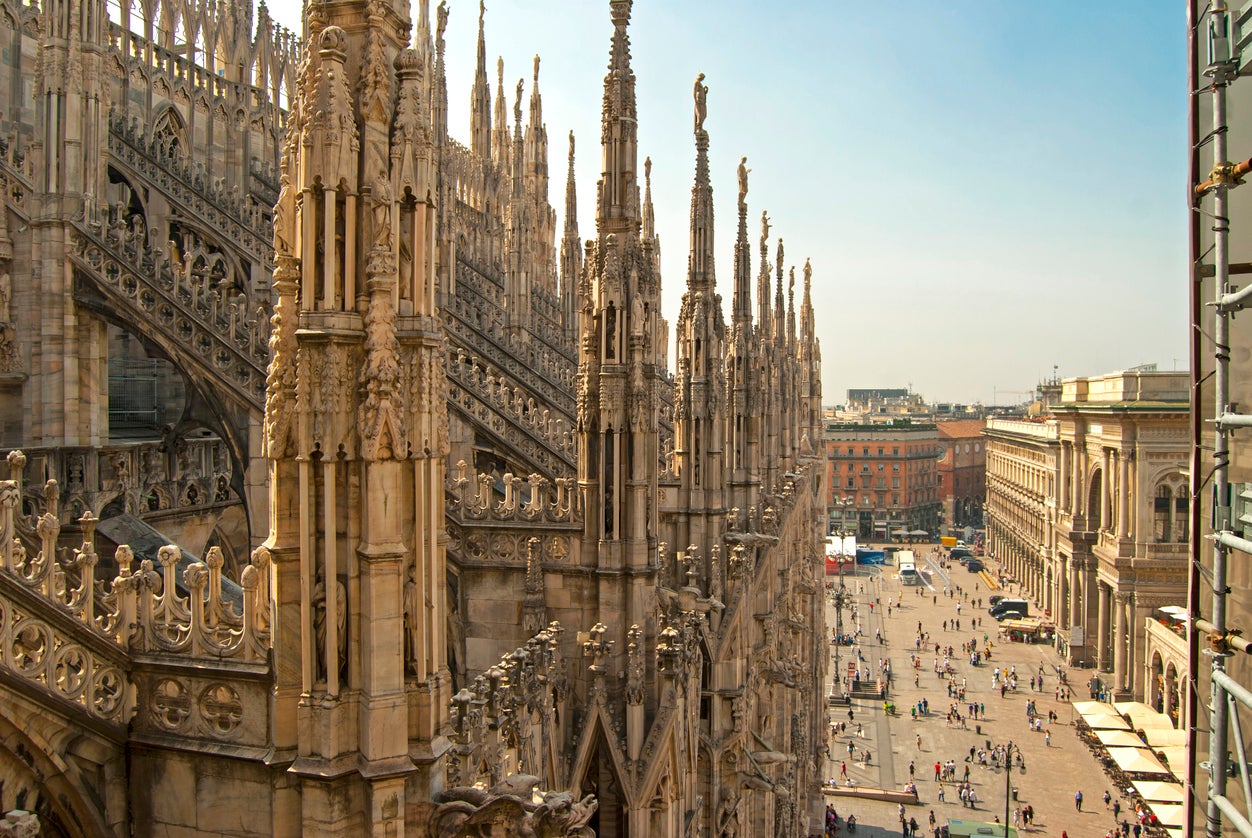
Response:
916,733,922,750
840,761,847,779
1103,790,1112,810
1076,790,1084,811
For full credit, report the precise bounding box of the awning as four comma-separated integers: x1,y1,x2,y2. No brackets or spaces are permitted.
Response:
1105,746,1172,775
1115,701,1176,730
1132,780,1185,803
1094,729,1145,748
1143,728,1187,748
1082,712,1131,730
1147,802,1186,827
1157,746,1188,770
910,529,929,536
1073,700,1117,715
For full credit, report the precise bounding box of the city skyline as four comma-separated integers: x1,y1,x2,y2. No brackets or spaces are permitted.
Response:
263,0,1187,404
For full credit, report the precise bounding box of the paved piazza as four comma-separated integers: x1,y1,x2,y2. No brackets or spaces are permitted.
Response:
821,547,1150,836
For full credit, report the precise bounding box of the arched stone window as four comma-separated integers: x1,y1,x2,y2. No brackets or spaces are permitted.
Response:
1153,475,1188,543
1087,469,1103,523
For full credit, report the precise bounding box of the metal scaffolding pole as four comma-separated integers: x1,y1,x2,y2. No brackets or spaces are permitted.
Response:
1196,3,1252,835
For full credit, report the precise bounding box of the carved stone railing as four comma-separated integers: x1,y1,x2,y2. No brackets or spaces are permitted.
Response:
444,622,570,792
443,301,575,412
107,115,275,265
447,380,574,480
452,261,577,392
446,347,576,467
446,460,579,525
68,221,267,412
13,438,235,527
1,450,272,666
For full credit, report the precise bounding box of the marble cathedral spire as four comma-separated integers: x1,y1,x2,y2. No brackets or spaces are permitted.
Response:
732,157,752,325
799,258,822,456
432,0,448,143
492,57,511,168
727,155,759,510
673,70,726,558
774,237,786,344
596,0,639,231
641,157,655,240
577,0,660,589
526,55,549,200
470,0,491,157
787,265,796,347
505,74,528,337
757,210,772,333
560,131,581,350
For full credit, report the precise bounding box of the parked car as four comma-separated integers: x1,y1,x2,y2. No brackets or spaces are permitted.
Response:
965,560,984,572
988,595,1005,607
989,599,1029,618
994,609,1026,622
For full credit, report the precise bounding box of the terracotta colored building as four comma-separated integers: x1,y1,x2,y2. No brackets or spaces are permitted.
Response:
937,420,988,532
824,421,941,539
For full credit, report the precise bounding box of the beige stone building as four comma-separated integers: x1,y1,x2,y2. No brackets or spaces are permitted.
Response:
0,0,826,834
985,369,1189,704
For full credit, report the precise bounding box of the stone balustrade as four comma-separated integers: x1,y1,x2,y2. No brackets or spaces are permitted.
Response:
447,460,578,524
69,222,267,410
107,115,277,264
0,451,271,667
12,437,234,526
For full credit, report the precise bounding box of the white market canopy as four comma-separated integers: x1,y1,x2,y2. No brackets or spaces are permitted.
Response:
1105,746,1172,775
1095,729,1146,748
1073,700,1117,715
1143,728,1187,748
1148,802,1187,827
1133,780,1185,803
1157,746,1188,772
1115,701,1175,730
1083,712,1132,730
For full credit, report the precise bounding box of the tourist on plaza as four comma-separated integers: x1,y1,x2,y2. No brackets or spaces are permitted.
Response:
1076,789,1084,811
1104,789,1112,809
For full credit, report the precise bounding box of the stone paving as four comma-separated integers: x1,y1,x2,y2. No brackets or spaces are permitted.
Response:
818,546,1153,837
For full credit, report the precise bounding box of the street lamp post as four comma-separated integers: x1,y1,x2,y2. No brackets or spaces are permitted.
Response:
1004,742,1013,837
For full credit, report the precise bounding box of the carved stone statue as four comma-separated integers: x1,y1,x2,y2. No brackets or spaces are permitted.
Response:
760,211,770,251
693,72,708,133
0,271,10,323
737,157,750,204
403,564,420,674
436,0,448,40
370,171,393,248
273,169,293,255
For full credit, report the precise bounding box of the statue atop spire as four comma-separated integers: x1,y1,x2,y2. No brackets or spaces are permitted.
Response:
737,156,750,205
694,72,708,133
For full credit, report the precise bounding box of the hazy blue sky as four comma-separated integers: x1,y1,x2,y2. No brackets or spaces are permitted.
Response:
268,0,1187,405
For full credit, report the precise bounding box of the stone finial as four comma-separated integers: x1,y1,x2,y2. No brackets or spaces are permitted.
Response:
625,624,644,705
582,622,612,673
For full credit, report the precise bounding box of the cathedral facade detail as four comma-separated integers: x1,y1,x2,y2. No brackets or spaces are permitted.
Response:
0,0,825,833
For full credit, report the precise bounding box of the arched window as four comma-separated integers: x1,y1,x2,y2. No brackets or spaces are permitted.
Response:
1087,470,1103,524
1154,477,1189,543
